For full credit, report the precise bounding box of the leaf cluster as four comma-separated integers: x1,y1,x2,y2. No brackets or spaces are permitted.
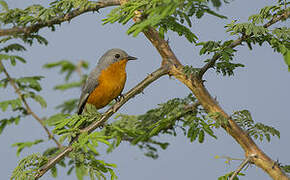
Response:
248,5,289,25
281,165,290,173
68,148,117,180
104,0,226,43
44,109,118,179
225,4,290,70
232,110,280,142
44,60,88,81
100,94,218,159
11,154,48,180
12,139,44,156
0,0,95,46
0,0,95,28
197,40,245,76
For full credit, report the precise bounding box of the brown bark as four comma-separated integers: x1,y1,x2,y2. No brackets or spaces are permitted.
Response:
142,19,289,180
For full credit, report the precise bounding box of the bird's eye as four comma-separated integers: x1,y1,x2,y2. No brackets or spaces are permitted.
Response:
115,54,120,59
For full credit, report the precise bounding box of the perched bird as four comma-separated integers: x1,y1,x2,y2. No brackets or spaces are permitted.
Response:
77,48,137,115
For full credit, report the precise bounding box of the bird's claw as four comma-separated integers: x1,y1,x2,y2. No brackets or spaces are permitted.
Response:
115,94,124,102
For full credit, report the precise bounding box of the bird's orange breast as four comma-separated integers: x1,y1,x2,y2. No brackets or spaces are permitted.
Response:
86,59,128,109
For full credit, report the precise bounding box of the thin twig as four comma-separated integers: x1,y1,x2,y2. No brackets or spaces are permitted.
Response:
34,67,169,179
0,61,62,148
76,60,85,77
0,0,120,37
218,155,244,163
197,10,290,79
229,155,256,180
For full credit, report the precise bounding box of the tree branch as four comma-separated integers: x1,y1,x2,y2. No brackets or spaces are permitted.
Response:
198,10,290,79
139,13,289,180
229,155,256,180
0,61,62,148
34,67,169,179
0,0,120,37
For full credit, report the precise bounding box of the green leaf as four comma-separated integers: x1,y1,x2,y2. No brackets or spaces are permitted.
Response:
281,165,290,173
43,60,78,81
32,95,47,108
0,116,21,134
12,139,44,156
10,56,16,66
0,54,11,61
75,164,87,180
0,43,26,53
205,9,227,19
45,113,69,126
16,76,43,91
87,143,99,155
11,154,48,180
191,127,200,142
232,110,280,142
56,98,78,113
54,81,82,91
11,55,26,64
0,98,22,112
51,166,58,178
0,0,8,11
203,125,217,139
198,129,205,143
283,49,290,71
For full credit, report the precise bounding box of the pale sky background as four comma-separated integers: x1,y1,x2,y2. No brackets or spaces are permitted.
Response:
0,0,289,180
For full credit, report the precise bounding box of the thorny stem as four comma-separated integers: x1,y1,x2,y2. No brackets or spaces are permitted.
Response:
0,61,62,149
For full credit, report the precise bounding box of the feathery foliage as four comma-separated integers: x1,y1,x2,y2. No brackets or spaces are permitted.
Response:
0,0,289,179
11,154,48,180
103,0,226,42
232,110,280,142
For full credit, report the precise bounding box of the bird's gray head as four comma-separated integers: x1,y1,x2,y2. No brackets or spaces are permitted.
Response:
97,48,137,70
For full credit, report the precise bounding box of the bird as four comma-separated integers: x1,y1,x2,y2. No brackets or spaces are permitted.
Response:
77,48,137,115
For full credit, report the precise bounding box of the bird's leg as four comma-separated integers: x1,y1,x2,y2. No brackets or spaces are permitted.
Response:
114,94,124,102
113,94,124,112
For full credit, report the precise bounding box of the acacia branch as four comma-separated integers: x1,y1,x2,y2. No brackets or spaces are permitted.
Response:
139,13,289,180
0,61,62,148
0,0,120,37
198,10,290,78
34,67,169,179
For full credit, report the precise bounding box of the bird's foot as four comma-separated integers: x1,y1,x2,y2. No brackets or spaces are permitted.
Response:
115,94,124,102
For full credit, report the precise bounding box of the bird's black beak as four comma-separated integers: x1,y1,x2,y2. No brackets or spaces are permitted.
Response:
127,55,138,61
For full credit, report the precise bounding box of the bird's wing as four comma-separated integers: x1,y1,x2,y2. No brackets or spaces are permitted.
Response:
77,68,101,114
